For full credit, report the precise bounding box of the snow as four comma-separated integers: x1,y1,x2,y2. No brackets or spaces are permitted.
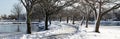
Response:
55,1,66,6
85,25,120,39
0,21,82,39
114,1,120,4
0,21,120,39
20,21,82,39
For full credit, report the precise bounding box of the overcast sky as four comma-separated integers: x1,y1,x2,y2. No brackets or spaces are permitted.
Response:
0,0,19,16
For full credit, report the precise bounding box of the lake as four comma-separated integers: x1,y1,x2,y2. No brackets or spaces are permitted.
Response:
0,22,43,33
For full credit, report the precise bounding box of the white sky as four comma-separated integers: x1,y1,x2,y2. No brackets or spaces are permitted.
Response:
0,0,19,16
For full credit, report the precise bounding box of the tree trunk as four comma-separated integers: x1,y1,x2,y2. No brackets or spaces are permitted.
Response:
49,17,51,25
81,16,85,25
95,15,102,33
85,12,91,28
60,16,62,22
38,18,41,22
26,15,31,34
67,17,69,23
95,1,102,33
45,15,49,30
72,16,75,24
85,16,89,28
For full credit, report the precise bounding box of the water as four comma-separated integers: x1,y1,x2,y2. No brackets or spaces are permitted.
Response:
0,23,41,33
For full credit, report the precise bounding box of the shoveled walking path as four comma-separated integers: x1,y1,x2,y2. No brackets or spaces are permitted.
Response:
23,22,80,39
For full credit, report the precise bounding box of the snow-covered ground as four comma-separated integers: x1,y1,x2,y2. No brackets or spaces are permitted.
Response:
85,25,120,39
20,21,83,39
0,21,120,39
0,21,83,39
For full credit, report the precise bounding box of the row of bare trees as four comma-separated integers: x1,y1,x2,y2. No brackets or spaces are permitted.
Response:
15,0,120,34
57,0,120,33
81,0,120,33
20,0,80,34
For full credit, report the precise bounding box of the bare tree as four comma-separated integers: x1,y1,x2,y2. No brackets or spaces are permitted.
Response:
85,0,120,33
11,4,23,32
38,0,79,30
11,3,22,21
20,0,38,34
73,2,93,27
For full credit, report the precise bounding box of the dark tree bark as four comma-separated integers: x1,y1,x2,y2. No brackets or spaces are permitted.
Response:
45,14,49,30
49,16,51,25
60,16,62,22
26,12,31,34
39,18,41,22
72,16,75,24
95,15,102,33
67,17,69,23
85,10,92,28
95,0,102,33
85,16,89,28
81,16,85,25
20,0,38,34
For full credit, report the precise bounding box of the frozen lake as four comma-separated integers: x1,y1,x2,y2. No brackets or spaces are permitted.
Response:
0,24,27,33
0,22,43,33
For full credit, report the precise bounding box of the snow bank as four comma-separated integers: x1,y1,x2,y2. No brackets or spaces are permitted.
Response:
85,25,120,39
20,21,79,39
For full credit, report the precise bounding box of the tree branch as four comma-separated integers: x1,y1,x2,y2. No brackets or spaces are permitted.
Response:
101,4,120,16
20,0,27,8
